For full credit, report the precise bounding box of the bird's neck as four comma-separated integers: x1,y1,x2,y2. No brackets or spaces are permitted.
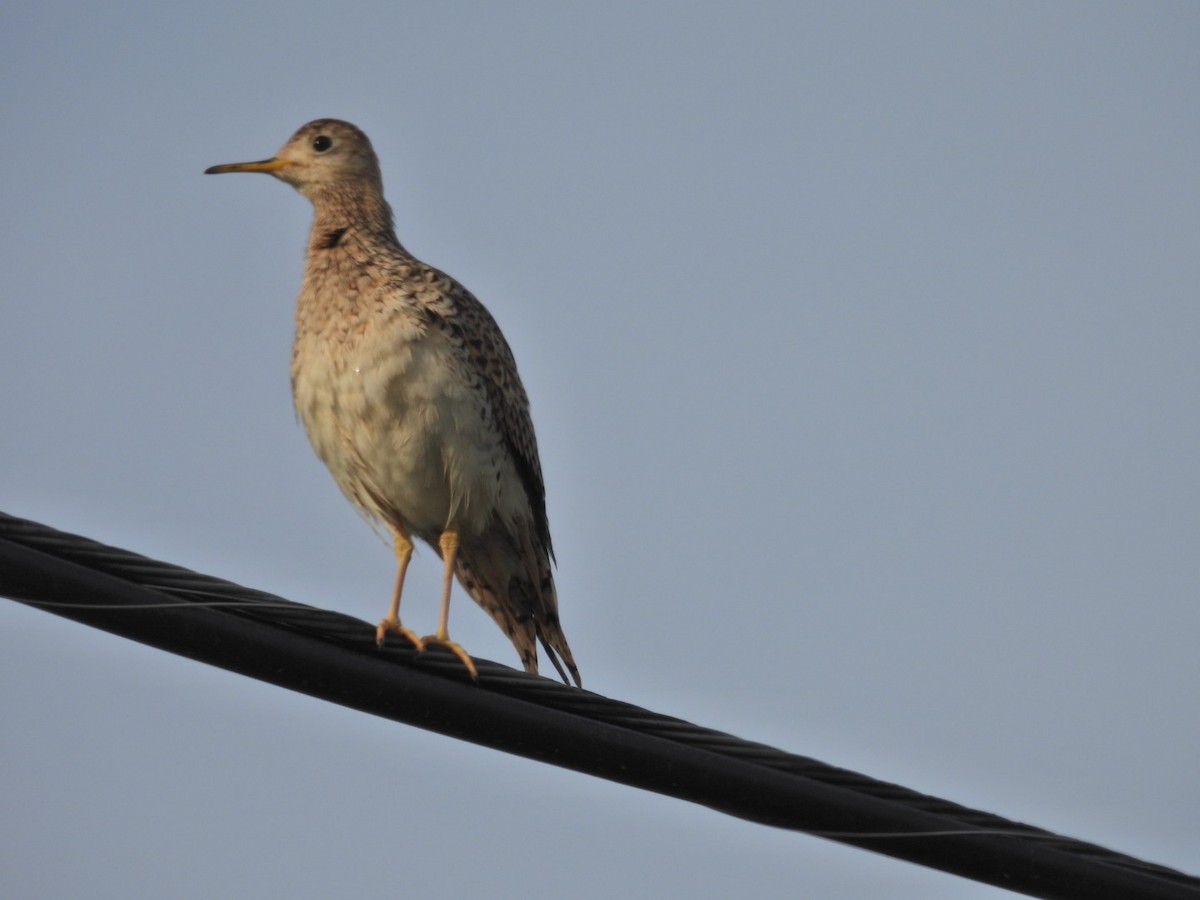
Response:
306,186,401,254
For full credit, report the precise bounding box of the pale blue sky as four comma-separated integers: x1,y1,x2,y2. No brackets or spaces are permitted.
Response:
3,3,1198,897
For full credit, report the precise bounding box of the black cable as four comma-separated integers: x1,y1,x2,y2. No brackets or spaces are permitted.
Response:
2,509,1196,900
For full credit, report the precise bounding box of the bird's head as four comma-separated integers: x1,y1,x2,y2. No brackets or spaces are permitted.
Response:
205,119,383,200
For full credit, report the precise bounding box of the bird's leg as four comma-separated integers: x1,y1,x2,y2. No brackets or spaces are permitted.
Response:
419,527,479,680
375,529,424,651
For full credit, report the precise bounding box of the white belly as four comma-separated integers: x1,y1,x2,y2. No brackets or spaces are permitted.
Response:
292,324,512,543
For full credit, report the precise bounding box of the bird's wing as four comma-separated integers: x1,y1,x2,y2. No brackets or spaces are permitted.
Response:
415,268,553,559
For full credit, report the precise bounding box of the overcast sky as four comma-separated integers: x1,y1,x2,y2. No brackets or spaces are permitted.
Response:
2,3,1198,897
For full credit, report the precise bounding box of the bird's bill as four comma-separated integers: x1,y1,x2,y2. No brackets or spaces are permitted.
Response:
204,157,291,175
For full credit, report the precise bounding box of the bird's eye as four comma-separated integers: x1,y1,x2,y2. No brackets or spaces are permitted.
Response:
312,135,333,152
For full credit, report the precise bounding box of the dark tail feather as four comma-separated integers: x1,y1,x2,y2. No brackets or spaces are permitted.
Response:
538,621,581,687
455,525,581,686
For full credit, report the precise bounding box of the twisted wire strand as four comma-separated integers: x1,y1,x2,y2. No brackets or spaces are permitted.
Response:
2,509,1196,899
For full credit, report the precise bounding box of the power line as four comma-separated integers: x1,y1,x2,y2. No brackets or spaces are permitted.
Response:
2,509,1196,900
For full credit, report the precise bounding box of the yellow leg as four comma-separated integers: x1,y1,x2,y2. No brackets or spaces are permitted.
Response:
375,529,424,651
419,528,478,680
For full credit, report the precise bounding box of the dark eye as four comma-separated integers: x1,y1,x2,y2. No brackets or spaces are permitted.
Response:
312,135,332,152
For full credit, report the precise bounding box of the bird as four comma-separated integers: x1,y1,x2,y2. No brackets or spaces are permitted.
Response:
205,119,580,686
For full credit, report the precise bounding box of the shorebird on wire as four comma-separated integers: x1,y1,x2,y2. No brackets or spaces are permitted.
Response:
206,119,579,686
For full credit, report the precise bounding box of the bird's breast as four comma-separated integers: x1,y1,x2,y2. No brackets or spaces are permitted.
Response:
291,307,515,542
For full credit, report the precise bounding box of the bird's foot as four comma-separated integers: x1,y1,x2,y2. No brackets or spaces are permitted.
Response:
418,635,479,681
375,617,425,652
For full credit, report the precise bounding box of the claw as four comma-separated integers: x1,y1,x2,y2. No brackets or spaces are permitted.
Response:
375,617,425,652
419,635,479,681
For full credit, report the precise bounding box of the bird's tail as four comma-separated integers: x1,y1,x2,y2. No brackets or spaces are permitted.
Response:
455,523,581,687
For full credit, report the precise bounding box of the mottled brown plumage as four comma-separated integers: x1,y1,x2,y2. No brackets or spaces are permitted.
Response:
206,119,579,685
